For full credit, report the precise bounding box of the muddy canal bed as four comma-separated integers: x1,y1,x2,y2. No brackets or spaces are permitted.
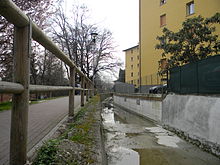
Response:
101,100,220,165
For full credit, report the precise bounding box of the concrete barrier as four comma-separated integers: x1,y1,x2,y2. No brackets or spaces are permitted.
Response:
113,95,162,122
100,93,113,102
163,94,220,156
113,93,220,156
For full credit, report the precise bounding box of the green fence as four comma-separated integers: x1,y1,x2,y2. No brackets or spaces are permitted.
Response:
169,55,220,94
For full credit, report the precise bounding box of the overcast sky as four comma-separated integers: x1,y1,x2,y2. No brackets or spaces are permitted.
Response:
65,0,139,63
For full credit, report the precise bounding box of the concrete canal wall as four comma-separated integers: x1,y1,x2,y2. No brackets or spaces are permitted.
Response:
113,94,162,122
163,94,220,155
113,93,220,156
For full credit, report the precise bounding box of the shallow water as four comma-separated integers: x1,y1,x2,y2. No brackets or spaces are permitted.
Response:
102,104,220,165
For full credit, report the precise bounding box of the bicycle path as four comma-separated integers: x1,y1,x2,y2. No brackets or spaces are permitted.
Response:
0,96,82,165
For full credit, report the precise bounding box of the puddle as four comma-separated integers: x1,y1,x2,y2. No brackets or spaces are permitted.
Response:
102,107,115,124
102,100,220,165
102,105,166,165
108,147,139,165
145,126,182,148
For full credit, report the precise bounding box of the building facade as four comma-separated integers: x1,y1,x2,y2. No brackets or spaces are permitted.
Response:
139,0,220,86
124,45,140,87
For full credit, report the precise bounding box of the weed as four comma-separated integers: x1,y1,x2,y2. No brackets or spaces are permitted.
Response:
33,95,100,164
69,99,97,145
33,139,59,165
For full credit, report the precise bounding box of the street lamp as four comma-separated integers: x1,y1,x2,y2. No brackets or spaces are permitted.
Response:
90,32,98,85
91,32,98,44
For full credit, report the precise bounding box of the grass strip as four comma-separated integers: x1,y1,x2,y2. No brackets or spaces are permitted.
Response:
33,96,99,165
0,101,12,112
0,96,65,112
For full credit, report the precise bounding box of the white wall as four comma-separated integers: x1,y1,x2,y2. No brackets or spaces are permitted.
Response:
162,94,220,146
113,95,162,122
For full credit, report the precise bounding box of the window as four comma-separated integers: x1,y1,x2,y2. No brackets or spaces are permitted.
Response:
131,65,133,69
186,1,194,16
131,80,134,84
160,14,166,27
131,57,133,61
131,49,133,54
137,63,139,67
137,55,139,60
131,72,133,77
160,0,166,5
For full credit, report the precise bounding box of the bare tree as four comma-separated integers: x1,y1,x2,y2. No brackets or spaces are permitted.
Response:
36,50,66,86
0,0,59,82
51,7,75,79
51,4,122,82
90,29,122,80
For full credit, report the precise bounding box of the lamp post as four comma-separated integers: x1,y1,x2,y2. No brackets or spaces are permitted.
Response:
90,32,98,85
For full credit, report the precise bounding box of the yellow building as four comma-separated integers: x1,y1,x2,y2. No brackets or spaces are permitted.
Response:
124,45,140,86
139,0,220,86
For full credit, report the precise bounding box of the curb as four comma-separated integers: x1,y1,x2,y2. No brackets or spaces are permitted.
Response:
27,105,81,162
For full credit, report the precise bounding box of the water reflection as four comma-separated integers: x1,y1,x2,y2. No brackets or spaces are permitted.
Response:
113,107,155,127
108,147,139,165
102,105,157,165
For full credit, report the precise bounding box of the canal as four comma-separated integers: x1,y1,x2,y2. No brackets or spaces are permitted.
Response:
101,98,220,165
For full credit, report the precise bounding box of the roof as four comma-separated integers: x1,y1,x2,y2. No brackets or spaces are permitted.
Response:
123,45,139,52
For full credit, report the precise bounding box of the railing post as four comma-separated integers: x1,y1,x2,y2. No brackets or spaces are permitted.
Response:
86,81,89,102
10,25,31,165
89,83,92,98
69,67,75,117
81,76,85,106
49,91,52,98
92,84,95,96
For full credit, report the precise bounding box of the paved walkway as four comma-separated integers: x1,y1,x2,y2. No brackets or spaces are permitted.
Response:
0,96,83,165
